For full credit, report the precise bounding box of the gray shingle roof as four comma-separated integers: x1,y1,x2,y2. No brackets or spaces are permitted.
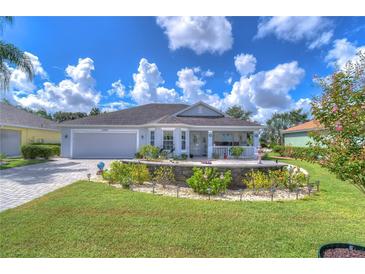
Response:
0,102,58,130
60,103,262,127
61,103,189,125
157,115,261,127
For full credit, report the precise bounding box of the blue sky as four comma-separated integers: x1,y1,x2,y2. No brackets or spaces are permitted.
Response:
2,16,365,121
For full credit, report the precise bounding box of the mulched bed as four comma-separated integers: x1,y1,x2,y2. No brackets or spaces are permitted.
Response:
323,248,365,258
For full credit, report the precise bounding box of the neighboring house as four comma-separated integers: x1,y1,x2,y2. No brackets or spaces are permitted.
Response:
59,101,263,159
0,102,60,156
282,120,322,147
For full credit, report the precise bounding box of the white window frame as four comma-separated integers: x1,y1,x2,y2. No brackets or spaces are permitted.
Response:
162,130,174,151
148,128,155,146
181,129,187,152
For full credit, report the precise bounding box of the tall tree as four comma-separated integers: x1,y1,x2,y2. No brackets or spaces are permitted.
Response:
53,111,88,123
35,109,53,120
89,107,101,116
261,109,309,145
226,105,252,120
0,17,34,91
311,52,365,192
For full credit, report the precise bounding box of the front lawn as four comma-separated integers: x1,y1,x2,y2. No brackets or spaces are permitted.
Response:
0,158,47,170
0,159,364,257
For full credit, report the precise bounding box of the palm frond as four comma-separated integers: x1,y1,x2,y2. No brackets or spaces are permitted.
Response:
0,41,34,91
0,16,13,34
0,41,34,80
0,61,11,92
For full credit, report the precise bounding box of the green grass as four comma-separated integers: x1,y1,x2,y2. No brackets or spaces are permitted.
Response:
0,159,364,257
0,158,47,170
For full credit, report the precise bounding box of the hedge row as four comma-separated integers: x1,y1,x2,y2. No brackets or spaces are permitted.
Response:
21,144,60,159
272,145,325,162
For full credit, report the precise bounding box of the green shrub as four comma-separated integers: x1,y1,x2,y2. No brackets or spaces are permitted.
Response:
268,169,290,188
153,166,175,188
28,143,60,156
105,162,151,187
43,145,60,156
187,167,232,195
0,153,6,160
229,146,244,159
243,167,307,191
138,145,160,159
289,166,308,189
108,161,133,188
21,144,54,159
102,169,114,184
173,153,188,160
130,164,150,184
272,145,283,153
274,145,325,162
243,169,272,189
31,142,60,146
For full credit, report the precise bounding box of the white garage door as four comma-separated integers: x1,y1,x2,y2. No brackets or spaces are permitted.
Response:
72,131,137,159
0,129,21,157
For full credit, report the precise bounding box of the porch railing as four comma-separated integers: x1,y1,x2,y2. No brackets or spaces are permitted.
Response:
213,146,256,159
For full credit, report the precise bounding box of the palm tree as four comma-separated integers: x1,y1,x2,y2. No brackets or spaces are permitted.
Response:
0,16,34,91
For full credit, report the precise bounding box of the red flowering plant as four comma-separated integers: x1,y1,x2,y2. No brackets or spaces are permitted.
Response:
311,52,365,192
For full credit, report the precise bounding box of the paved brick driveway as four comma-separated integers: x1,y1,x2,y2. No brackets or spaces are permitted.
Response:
0,158,112,212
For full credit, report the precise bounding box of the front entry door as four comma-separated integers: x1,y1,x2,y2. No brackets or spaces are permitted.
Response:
190,132,207,157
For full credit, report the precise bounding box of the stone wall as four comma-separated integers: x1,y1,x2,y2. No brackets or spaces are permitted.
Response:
122,160,286,189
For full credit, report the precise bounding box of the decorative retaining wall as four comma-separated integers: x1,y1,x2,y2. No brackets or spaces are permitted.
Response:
122,160,287,189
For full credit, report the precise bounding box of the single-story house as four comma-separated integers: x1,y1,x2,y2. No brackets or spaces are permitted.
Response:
0,102,60,156
282,120,322,147
59,101,263,159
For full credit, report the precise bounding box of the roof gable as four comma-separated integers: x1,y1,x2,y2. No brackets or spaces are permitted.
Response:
0,102,58,130
175,101,225,117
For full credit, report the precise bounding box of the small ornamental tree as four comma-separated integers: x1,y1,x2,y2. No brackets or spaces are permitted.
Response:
153,166,175,188
311,52,365,192
187,167,232,195
229,146,244,159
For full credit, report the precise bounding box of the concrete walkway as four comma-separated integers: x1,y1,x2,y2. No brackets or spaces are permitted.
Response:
0,158,112,212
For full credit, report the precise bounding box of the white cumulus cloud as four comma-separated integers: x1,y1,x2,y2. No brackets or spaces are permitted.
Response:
223,59,306,123
100,101,132,113
325,38,365,68
176,67,222,108
256,16,333,49
128,56,307,123
203,69,215,77
156,16,233,55
107,80,125,98
131,58,178,104
24,52,48,79
14,57,101,113
1,52,48,96
234,53,257,76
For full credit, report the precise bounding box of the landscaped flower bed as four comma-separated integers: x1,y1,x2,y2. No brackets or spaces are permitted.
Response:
108,181,312,201
99,160,314,201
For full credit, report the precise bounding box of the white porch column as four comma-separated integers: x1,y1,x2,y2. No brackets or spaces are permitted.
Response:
185,129,190,158
174,128,181,156
207,130,213,159
253,130,259,158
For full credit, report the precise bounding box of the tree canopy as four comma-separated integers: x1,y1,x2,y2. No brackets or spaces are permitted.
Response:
0,17,34,91
89,107,101,116
226,105,252,120
311,51,365,192
261,109,309,145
